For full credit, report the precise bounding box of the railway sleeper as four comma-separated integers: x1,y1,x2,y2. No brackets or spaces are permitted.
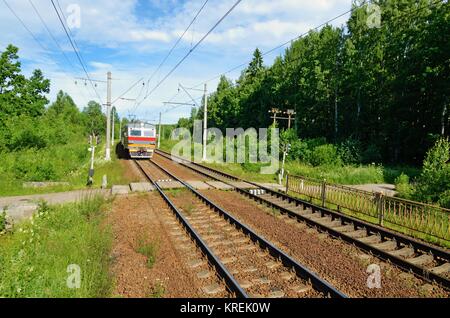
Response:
357,235,382,244
372,240,398,252
389,246,415,258
406,254,435,267
155,152,450,292
346,229,368,239
430,263,450,275
331,224,355,233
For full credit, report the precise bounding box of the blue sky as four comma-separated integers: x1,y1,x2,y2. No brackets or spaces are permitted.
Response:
0,0,352,124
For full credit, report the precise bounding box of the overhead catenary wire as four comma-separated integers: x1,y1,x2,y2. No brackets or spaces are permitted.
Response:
2,0,48,53
50,0,103,105
189,0,445,92
141,0,210,98
27,0,92,105
124,0,209,117
28,0,81,73
2,0,92,105
190,4,361,89
111,77,145,105
134,0,243,111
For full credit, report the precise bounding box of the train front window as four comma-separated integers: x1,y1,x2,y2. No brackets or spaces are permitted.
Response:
143,130,154,137
130,129,141,137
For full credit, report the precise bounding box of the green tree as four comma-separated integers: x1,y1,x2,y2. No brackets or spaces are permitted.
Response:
82,101,106,135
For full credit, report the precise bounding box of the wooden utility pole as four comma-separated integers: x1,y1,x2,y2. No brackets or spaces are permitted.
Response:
269,108,296,128
286,109,296,129
269,108,281,125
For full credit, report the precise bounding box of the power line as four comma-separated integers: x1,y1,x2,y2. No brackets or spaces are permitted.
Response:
124,0,209,117
2,0,92,105
2,0,48,52
27,0,93,105
111,77,144,105
135,0,243,110
50,0,103,104
190,5,360,89
142,0,210,98
55,0,87,69
28,0,80,72
190,0,445,92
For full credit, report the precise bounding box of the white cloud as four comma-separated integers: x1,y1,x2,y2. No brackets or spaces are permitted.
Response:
1,0,353,123
129,30,172,42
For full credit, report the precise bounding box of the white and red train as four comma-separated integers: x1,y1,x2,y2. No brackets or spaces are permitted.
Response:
122,122,157,159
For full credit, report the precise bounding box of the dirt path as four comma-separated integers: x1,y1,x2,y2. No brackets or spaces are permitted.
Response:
107,193,227,298
199,189,448,298
345,184,397,197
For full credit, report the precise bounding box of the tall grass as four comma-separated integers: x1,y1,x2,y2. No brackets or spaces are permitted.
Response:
0,196,112,298
285,162,385,185
159,138,420,185
0,142,135,197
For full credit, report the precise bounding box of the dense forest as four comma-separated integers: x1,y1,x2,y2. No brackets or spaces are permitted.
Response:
180,0,449,165
0,44,109,190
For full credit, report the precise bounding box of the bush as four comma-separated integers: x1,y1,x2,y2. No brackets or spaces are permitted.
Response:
309,144,342,167
438,190,450,209
288,140,310,162
338,139,362,165
414,138,450,205
395,173,414,200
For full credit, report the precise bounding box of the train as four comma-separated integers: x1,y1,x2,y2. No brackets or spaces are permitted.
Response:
122,122,157,159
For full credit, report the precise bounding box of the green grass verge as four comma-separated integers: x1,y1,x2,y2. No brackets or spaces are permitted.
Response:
159,140,419,185
0,142,135,197
0,196,112,297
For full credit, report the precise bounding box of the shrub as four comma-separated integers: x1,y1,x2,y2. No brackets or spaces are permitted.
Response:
414,138,450,205
309,144,342,167
305,137,327,149
338,139,362,165
395,173,414,200
438,190,450,209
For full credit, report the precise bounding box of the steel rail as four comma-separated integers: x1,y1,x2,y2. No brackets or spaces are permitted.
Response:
155,149,450,290
133,160,248,298
149,158,348,298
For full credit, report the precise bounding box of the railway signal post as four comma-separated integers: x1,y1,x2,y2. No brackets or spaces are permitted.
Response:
87,133,96,186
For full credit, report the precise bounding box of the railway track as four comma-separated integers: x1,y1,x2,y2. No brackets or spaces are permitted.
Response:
134,159,347,298
154,149,450,291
